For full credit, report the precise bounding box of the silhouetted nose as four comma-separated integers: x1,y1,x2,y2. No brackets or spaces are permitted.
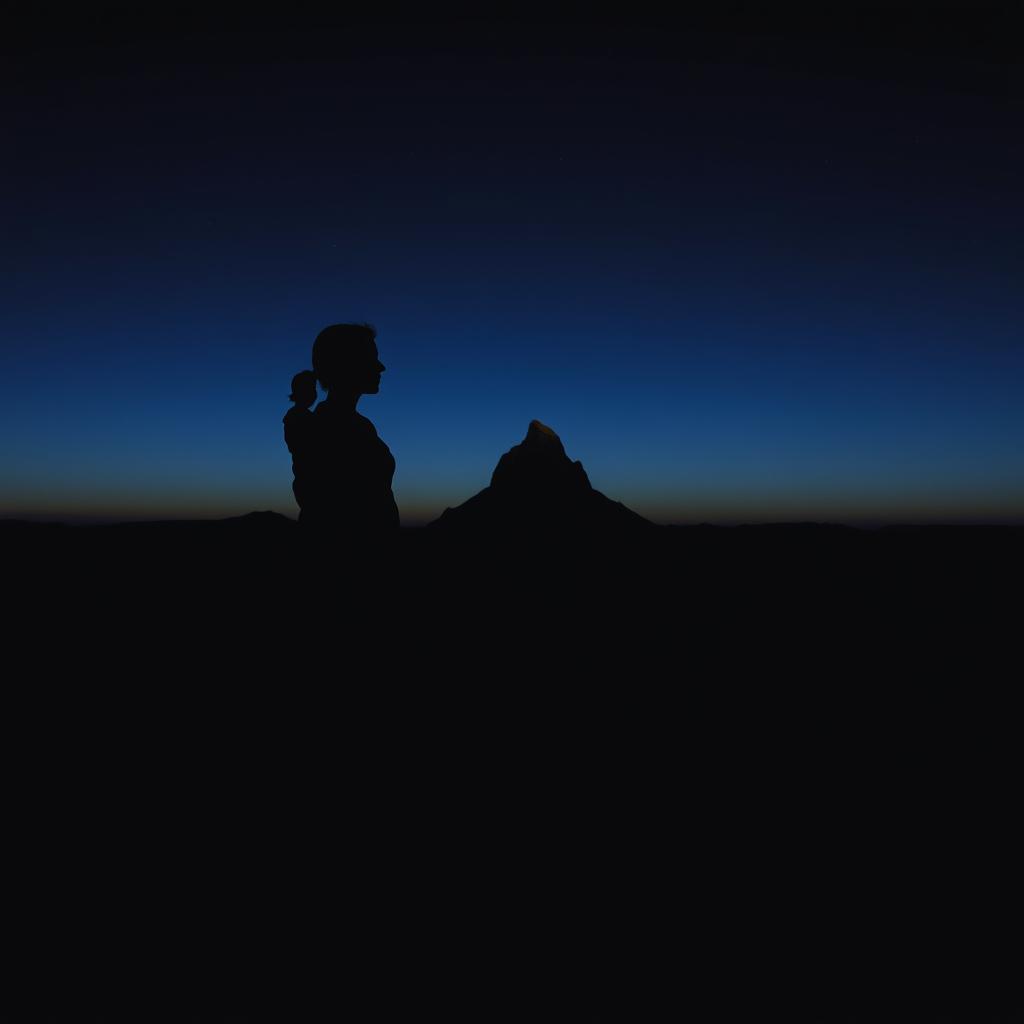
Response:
377,361,385,372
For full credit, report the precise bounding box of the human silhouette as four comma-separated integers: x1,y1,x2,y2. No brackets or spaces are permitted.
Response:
294,322,400,538
283,370,318,513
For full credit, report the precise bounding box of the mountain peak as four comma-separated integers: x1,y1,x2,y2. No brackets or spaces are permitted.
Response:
431,420,653,534
490,420,589,492
524,419,565,452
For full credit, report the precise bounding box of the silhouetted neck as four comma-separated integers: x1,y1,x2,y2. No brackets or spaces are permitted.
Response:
324,390,360,413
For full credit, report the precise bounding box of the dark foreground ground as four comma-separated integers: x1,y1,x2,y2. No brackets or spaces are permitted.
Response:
7,513,1018,671
5,516,1021,1018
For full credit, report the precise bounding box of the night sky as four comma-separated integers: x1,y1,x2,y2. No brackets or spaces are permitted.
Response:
3,5,1021,525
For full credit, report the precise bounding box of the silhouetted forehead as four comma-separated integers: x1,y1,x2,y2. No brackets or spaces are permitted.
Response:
341,337,377,359
313,329,378,364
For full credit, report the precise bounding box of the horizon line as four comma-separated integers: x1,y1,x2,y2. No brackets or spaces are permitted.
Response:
4,509,1024,530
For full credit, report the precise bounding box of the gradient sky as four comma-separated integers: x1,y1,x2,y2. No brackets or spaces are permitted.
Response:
3,6,1022,524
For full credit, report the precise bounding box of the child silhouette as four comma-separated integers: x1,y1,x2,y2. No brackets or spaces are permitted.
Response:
283,370,318,513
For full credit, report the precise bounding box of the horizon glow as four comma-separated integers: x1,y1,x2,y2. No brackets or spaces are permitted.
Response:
3,23,1021,527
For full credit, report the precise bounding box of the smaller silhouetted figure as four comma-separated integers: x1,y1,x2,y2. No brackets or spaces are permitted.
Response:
283,370,318,512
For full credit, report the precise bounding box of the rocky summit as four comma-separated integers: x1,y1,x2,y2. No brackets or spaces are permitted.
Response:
430,420,652,534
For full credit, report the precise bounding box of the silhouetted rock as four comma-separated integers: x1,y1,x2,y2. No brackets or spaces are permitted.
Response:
430,420,653,535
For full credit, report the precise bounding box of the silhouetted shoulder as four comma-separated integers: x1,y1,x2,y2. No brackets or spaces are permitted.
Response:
283,406,317,454
353,411,379,437
283,407,315,427
314,403,379,436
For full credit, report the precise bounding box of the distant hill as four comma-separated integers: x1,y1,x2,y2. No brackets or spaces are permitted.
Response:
93,510,297,532
430,420,653,535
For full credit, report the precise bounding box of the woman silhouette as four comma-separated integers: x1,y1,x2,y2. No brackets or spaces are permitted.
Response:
301,323,400,537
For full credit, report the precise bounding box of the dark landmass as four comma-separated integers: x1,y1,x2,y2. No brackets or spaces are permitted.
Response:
6,427,1020,1019
6,487,1019,650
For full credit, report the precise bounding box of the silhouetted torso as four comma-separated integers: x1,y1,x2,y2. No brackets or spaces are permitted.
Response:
300,399,399,534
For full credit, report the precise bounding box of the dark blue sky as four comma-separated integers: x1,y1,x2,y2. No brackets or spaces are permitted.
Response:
3,6,1021,524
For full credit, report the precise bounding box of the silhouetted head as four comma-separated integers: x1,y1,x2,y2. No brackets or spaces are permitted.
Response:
289,370,318,409
312,323,385,397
